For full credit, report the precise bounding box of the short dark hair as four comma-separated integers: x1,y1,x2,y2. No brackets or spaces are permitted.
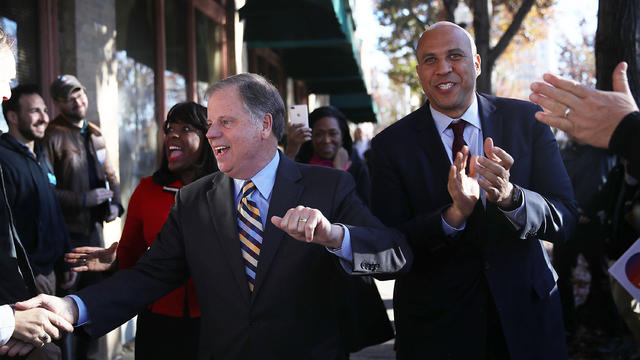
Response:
207,73,285,141
2,84,41,119
297,105,353,164
153,101,218,185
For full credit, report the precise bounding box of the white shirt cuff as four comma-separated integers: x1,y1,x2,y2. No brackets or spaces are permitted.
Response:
0,305,15,346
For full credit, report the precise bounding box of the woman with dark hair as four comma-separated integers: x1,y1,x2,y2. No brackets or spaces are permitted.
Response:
66,101,217,359
285,105,391,355
289,105,371,206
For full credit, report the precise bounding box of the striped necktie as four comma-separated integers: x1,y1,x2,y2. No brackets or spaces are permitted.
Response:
237,180,263,292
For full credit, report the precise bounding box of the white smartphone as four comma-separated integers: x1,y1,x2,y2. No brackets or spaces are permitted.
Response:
288,104,309,127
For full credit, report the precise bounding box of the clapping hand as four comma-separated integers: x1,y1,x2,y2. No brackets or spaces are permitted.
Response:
476,137,515,207
444,145,480,228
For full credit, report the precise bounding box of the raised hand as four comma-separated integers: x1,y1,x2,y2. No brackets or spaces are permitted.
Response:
332,147,350,170
65,241,118,272
271,206,344,249
476,137,515,207
284,123,312,159
444,145,480,228
529,61,638,148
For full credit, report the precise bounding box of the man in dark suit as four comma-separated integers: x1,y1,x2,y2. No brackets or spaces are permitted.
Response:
16,73,412,359
370,22,576,359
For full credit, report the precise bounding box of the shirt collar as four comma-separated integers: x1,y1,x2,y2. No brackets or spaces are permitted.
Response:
233,151,280,200
430,94,481,135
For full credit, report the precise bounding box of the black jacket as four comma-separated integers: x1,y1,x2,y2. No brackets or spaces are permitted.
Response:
0,133,70,276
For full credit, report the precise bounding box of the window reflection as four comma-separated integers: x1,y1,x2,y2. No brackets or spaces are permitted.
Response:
0,2,38,132
165,0,187,108
116,51,157,211
116,0,157,211
195,9,222,105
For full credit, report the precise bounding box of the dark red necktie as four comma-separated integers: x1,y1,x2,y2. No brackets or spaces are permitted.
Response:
448,120,468,158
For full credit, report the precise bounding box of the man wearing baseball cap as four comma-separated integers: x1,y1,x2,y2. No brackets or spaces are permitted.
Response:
43,74,122,360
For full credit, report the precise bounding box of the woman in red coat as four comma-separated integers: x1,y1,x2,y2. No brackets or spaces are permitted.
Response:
66,101,217,359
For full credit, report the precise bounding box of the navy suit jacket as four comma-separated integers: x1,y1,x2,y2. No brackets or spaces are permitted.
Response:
77,153,411,360
370,93,577,359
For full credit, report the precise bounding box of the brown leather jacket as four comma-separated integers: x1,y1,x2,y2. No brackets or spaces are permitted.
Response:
43,115,122,236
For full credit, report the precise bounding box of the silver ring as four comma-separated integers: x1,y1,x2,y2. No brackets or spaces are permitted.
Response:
80,258,87,265
298,218,308,223
563,107,571,118
39,334,49,343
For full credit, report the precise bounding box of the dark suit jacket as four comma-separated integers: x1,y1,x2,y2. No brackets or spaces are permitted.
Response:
370,94,577,359
77,153,411,360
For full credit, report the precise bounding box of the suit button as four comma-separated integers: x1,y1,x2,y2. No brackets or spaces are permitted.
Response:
484,262,490,270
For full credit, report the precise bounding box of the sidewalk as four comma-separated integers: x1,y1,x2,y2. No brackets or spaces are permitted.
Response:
351,279,396,359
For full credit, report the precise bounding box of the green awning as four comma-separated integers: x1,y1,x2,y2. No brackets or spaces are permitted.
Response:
330,93,378,123
239,0,377,122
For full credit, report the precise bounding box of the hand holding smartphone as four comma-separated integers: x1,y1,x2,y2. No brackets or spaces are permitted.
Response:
288,105,309,128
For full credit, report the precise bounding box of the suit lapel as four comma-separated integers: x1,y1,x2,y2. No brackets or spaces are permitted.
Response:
252,155,303,298
477,94,504,232
206,172,251,304
414,104,453,193
477,94,503,149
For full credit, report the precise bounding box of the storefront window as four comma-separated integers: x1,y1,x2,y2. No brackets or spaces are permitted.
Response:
0,0,40,132
116,0,158,210
165,0,187,108
195,9,222,105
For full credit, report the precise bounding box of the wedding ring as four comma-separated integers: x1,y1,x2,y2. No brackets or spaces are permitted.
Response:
80,258,87,265
39,334,49,343
563,107,571,118
298,218,308,222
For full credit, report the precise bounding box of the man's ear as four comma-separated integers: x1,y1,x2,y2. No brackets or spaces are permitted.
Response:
5,110,18,127
261,113,273,139
474,54,482,78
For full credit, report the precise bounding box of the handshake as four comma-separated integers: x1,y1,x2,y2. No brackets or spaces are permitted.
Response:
0,295,78,357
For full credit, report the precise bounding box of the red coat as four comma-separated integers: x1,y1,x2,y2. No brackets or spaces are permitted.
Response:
117,177,200,317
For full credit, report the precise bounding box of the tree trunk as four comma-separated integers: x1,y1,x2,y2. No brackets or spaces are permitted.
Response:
473,0,492,93
441,0,458,22
472,0,536,94
596,0,640,104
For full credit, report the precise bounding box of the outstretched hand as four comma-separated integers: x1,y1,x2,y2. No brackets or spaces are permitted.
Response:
11,307,73,348
529,61,638,148
271,206,344,249
14,295,79,327
65,241,118,272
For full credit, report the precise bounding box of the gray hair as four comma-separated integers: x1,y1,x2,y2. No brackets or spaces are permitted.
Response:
207,73,285,141
0,27,15,54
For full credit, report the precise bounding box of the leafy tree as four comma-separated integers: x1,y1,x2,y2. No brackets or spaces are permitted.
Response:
376,0,553,96
557,20,595,87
